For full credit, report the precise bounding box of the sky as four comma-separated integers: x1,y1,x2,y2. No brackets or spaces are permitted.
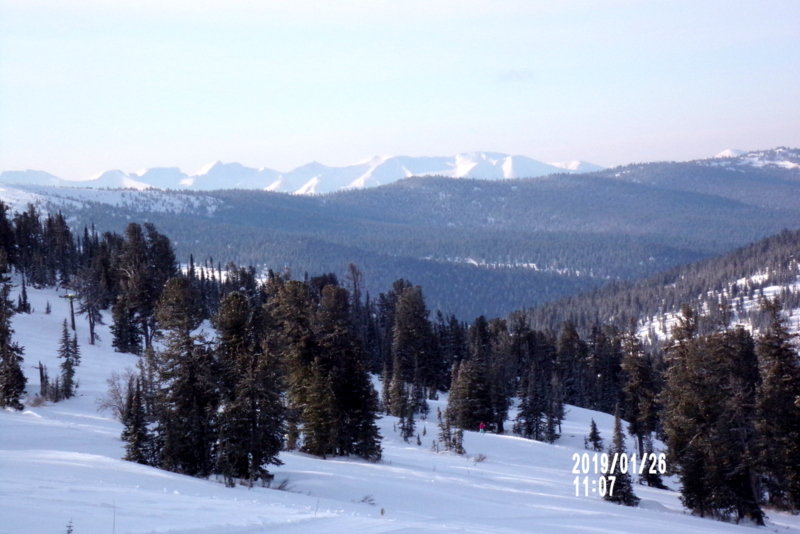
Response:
1,0,799,180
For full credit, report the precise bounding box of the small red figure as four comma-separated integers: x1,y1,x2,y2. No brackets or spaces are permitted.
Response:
479,421,486,433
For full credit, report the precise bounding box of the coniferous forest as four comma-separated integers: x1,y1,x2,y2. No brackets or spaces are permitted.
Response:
1,199,799,524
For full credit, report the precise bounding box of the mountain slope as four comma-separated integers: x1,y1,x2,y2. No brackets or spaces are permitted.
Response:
3,282,799,533
523,228,800,335
3,151,800,319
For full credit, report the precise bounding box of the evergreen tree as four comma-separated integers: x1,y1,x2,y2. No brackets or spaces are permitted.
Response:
16,277,30,313
268,280,316,450
447,332,493,430
587,419,603,452
620,330,658,455
662,306,764,523
756,298,800,511
390,285,439,399
301,357,337,457
556,321,589,406
57,319,79,399
215,291,285,485
111,298,141,354
603,408,639,506
514,330,556,441
121,377,152,465
153,277,217,477
640,435,666,489
545,371,564,443
311,284,382,460
0,251,26,410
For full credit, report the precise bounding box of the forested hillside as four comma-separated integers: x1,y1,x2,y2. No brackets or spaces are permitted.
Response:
522,229,800,335
5,152,800,319
2,199,800,526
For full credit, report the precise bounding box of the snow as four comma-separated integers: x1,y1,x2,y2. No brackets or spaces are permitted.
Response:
2,283,799,533
0,185,223,217
637,272,800,344
703,147,800,172
714,149,746,159
0,185,47,214
548,161,605,173
0,152,601,196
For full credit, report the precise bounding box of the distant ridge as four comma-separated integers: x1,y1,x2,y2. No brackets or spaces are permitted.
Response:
3,147,797,194
0,152,603,194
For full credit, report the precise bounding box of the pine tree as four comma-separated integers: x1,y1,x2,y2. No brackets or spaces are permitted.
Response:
57,319,78,399
603,408,639,506
556,321,589,406
390,285,439,398
121,377,152,464
446,316,494,432
215,291,285,485
514,331,556,441
153,277,217,477
111,297,141,354
0,250,26,410
268,280,316,451
640,435,666,489
301,357,337,457
756,298,800,511
16,277,30,313
587,419,603,452
662,307,764,523
620,330,658,455
545,371,564,443
311,284,382,460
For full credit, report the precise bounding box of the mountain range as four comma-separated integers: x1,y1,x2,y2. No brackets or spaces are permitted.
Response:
1,152,605,193
1,147,798,319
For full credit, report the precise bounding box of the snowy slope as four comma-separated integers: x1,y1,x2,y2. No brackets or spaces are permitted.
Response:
2,283,800,533
0,184,223,218
0,152,603,195
637,272,800,345
705,147,800,171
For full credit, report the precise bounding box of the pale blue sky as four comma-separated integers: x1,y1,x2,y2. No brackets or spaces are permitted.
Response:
1,0,799,179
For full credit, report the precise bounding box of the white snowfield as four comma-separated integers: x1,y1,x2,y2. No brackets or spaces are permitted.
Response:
2,284,799,534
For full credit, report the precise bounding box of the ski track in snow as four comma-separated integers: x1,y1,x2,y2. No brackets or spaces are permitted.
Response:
2,283,799,534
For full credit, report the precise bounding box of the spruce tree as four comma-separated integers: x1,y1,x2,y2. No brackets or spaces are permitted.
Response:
57,319,78,399
301,357,337,457
121,377,152,465
447,316,494,432
215,291,285,485
620,330,658,455
756,298,800,511
153,277,217,477
640,436,666,489
603,408,639,506
662,307,764,523
268,280,316,451
390,285,439,398
311,284,382,460
0,251,26,410
587,419,603,452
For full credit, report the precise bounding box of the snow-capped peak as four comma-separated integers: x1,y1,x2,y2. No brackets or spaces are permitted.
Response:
714,149,746,159
0,152,608,194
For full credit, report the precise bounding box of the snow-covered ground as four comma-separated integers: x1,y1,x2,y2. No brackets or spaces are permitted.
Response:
2,284,799,533
637,273,800,344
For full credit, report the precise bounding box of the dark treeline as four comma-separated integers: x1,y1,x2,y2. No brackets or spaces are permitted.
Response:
0,200,798,522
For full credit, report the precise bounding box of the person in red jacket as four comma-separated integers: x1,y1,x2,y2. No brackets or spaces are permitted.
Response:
479,421,486,434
